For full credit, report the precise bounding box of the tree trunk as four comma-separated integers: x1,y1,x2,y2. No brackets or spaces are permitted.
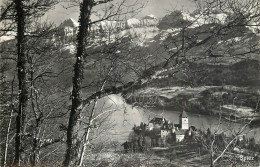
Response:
3,110,13,167
78,100,97,166
30,118,40,166
210,153,214,167
63,0,93,165
14,0,27,165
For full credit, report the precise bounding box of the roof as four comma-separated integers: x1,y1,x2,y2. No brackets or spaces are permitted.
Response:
149,117,165,124
180,110,188,118
174,124,181,128
161,123,172,130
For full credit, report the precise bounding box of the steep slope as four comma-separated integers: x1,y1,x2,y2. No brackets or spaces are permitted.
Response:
1,11,259,97
146,59,260,87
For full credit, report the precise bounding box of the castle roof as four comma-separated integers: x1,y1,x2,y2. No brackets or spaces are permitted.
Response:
161,121,173,130
179,110,188,118
149,117,165,125
174,124,181,128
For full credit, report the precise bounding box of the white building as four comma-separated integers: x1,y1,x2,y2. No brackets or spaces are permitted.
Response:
175,130,186,142
179,110,189,130
174,110,189,142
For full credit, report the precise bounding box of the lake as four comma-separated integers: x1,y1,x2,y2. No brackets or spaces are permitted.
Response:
95,95,260,144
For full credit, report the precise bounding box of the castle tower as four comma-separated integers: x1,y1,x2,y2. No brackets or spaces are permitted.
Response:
179,110,189,130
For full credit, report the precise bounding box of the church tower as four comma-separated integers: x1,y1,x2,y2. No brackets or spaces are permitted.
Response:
179,110,189,130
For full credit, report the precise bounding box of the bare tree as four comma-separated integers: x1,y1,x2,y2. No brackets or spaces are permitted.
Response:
63,0,144,165
195,97,259,167
13,0,27,164
1,0,59,165
0,62,16,167
24,21,68,166
62,0,94,165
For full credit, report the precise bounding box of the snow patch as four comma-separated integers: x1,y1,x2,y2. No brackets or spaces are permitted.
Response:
159,28,181,41
226,37,243,43
126,18,141,28
185,12,227,28
70,18,79,27
0,31,15,43
138,86,215,99
143,14,157,20
0,35,15,43
61,44,76,54
222,105,254,112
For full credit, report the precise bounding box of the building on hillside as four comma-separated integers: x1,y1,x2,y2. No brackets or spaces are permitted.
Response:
150,117,166,126
123,110,192,150
147,122,154,131
146,110,190,143
148,117,166,129
161,120,173,138
175,130,186,142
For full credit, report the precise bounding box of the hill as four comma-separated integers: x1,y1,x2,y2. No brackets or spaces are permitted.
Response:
1,10,260,116
146,59,260,87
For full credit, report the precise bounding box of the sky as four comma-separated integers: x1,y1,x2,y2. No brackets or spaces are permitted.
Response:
43,0,197,25
0,0,197,25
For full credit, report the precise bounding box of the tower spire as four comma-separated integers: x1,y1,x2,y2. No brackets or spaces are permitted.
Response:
179,110,189,129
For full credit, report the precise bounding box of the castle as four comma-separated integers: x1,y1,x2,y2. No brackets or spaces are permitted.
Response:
123,110,192,152
147,110,190,142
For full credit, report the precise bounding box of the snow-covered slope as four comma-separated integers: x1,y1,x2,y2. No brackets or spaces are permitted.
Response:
0,31,15,43
90,14,159,31
0,35,15,43
56,15,160,47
